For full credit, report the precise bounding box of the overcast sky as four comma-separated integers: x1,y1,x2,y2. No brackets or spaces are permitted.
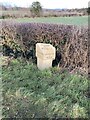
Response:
0,0,89,9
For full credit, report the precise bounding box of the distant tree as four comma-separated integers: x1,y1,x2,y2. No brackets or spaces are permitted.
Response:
30,1,42,17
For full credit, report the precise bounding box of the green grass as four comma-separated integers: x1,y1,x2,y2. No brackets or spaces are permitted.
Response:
2,58,89,118
15,16,88,26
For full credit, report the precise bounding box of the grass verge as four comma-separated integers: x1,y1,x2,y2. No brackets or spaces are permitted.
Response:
2,58,89,118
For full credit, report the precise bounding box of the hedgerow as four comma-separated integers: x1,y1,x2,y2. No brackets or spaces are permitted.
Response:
1,21,88,73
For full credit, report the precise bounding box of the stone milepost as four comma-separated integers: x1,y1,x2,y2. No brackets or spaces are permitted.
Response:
36,43,56,70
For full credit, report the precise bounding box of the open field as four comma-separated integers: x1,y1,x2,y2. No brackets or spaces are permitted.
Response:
15,16,88,26
1,16,88,26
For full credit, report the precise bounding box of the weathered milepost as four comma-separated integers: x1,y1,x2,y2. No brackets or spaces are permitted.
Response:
36,43,56,70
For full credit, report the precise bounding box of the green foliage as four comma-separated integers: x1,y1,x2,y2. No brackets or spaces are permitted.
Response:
2,58,89,118
69,103,88,118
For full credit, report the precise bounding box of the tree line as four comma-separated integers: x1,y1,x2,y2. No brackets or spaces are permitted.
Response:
0,1,89,18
